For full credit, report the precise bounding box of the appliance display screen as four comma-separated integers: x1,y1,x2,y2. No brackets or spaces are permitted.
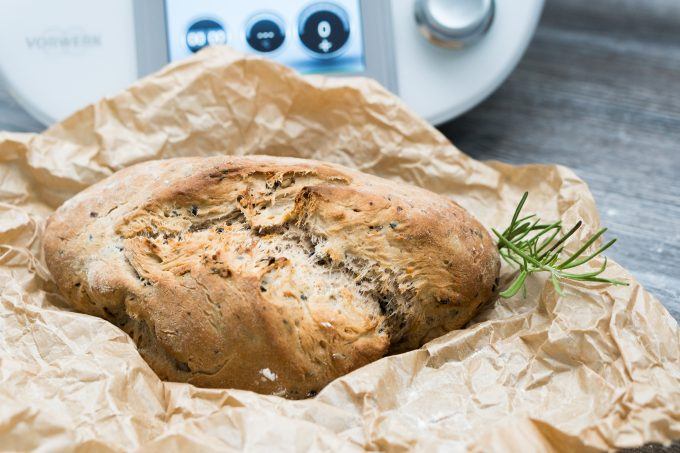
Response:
164,0,366,74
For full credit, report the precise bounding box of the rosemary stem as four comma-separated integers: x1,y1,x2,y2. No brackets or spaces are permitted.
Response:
495,192,627,299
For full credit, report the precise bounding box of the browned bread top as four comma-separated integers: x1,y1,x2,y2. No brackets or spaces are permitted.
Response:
44,155,500,398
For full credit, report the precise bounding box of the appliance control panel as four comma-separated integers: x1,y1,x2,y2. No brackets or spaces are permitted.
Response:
164,0,366,75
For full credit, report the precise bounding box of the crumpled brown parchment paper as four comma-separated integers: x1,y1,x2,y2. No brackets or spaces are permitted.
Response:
0,47,678,452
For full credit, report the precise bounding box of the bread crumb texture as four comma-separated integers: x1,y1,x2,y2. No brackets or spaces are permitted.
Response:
44,156,499,399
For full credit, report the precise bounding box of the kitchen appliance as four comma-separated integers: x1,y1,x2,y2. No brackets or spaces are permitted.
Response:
0,0,543,125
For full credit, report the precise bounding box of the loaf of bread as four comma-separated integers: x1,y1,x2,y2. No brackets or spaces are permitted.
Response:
44,156,499,398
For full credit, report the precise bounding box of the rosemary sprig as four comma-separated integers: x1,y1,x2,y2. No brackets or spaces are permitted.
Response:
493,192,628,298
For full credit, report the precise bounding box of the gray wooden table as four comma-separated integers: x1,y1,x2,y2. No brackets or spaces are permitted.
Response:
440,0,680,321
0,0,678,324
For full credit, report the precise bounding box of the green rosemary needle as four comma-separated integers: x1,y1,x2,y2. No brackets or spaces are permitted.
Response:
493,192,628,298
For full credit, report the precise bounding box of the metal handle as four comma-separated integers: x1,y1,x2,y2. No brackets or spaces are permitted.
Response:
414,0,495,48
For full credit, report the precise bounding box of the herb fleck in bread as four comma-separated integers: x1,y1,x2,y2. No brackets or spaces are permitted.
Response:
44,155,500,398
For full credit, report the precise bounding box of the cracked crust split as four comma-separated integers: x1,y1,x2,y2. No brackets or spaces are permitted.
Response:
43,155,500,399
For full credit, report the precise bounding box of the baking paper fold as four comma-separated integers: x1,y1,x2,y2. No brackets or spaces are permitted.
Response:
0,47,677,452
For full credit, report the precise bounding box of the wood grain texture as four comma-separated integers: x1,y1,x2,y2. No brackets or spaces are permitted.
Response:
440,0,680,321
0,0,678,324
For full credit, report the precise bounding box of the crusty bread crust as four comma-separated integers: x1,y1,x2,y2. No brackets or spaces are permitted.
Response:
44,155,500,398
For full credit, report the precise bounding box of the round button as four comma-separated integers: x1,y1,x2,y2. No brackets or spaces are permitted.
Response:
246,14,286,53
186,19,227,53
414,0,494,48
298,3,350,58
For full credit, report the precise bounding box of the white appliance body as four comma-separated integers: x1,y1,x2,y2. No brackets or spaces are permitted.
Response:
394,0,543,124
0,0,543,125
0,0,138,125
